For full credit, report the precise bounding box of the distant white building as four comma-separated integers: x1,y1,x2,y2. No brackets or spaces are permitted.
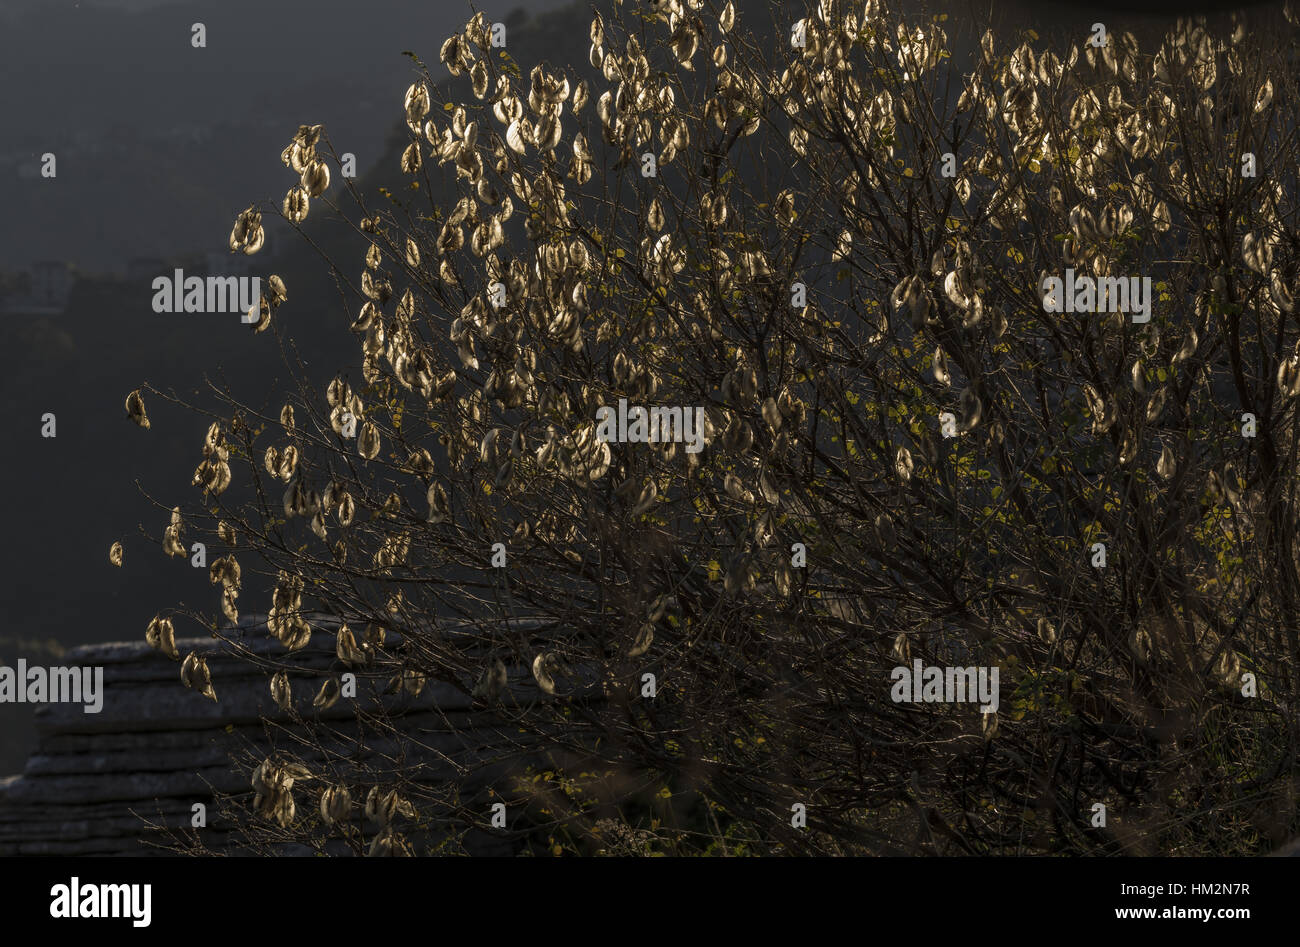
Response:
127,257,168,283
2,262,73,314
31,261,73,309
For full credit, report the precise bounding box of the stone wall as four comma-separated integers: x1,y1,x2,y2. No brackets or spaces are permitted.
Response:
0,614,536,855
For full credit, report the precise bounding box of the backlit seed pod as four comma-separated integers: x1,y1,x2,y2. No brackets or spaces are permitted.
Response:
891,633,910,663
364,787,383,825
1130,360,1146,394
211,461,231,495
267,274,287,306
1130,628,1153,664
532,653,559,695
271,794,296,828
336,625,366,666
146,615,178,660
932,347,950,386
894,446,913,481
404,81,430,124
1068,205,1096,240
646,197,664,231
270,670,291,711
283,185,309,224
373,788,412,827
1098,203,1119,238
229,206,262,251
358,423,381,460
278,445,298,481
470,59,489,99
282,616,312,651
125,389,150,429
1151,201,1171,232
506,119,527,154
1172,328,1197,366
1037,617,1057,644
1082,382,1104,418
209,555,241,590
320,785,352,825
1243,232,1272,276
433,369,457,399
724,472,753,504
1278,354,1300,398
628,623,654,658
282,141,310,175
221,587,239,624
301,159,330,198
217,521,236,545
713,0,735,30
631,480,658,516
1146,385,1167,423
313,676,341,710
943,270,972,310
162,524,186,558
241,223,265,256
251,759,274,796
401,142,422,173
180,652,217,701
401,668,425,696
326,376,349,409
1255,78,1274,113
1270,273,1295,313
1156,443,1176,479
109,541,123,567
991,307,1007,339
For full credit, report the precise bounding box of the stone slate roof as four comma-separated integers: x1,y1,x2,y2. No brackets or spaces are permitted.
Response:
0,614,544,855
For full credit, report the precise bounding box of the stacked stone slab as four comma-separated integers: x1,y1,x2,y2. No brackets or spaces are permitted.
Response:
0,614,543,855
